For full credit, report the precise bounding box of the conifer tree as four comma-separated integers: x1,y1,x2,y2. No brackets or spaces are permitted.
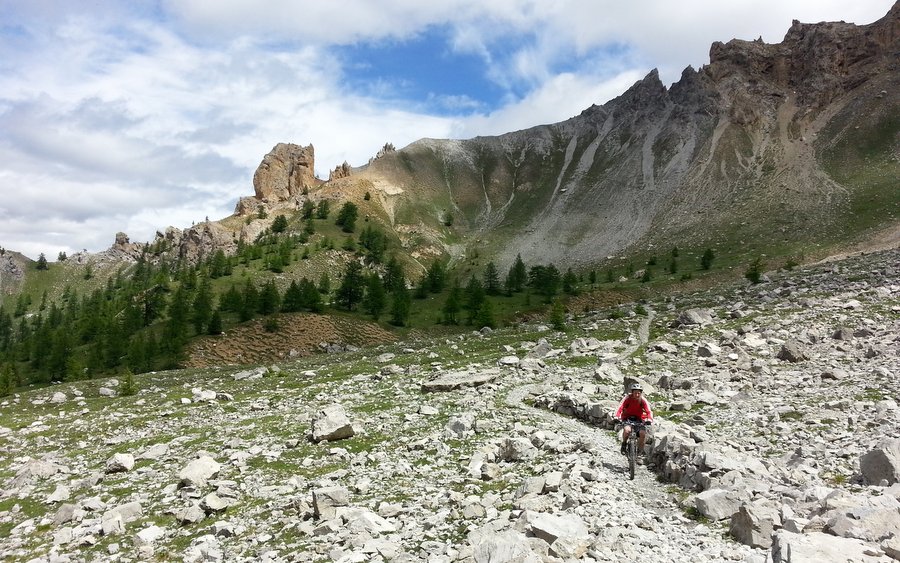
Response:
529,264,561,302
65,354,86,382
239,282,260,322
301,278,324,312
162,285,191,366
36,253,49,270
336,261,365,310
221,284,243,312
259,280,281,315
413,276,429,299
474,299,496,329
318,272,331,296
363,274,387,320
209,250,230,278
47,327,73,381
550,299,566,331
0,363,14,396
668,258,678,274
301,200,315,219
271,214,289,233
483,262,502,295
315,200,330,219
442,282,462,325
119,368,138,396
207,309,223,335
359,225,387,263
425,260,447,293
383,256,405,292
335,202,359,233
389,285,411,326
562,268,579,295
191,278,213,334
465,276,485,324
505,254,527,293
700,248,715,270
282,280,304,312
745,257,764,284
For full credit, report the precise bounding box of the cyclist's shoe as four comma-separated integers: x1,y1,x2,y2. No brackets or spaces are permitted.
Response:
620,442,627,454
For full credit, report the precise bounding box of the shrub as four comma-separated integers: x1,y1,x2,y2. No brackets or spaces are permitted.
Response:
119,369,138,396
550,300,566,331
745,257,764,284
271,214,289,233
263,315,280,333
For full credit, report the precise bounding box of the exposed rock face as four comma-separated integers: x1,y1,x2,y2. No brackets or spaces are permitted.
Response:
328,161,351,181
252,143,316,204
860,438,900,485
174,222,239,264
357,5,899,270
0,250,27,297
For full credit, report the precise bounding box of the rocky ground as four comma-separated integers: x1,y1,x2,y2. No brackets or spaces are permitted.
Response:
0,248,898,562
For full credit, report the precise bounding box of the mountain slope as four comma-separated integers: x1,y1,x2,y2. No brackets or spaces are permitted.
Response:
351,4,898,270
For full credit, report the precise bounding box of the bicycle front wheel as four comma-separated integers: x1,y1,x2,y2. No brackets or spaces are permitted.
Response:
628,439,636,480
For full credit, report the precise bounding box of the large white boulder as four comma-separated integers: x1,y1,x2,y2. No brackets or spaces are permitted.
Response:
310,403,355,443
860,438,900,485
178,456,221,488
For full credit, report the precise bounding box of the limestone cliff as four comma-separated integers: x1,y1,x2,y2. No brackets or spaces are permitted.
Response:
352,3,899,270
251,142,317,205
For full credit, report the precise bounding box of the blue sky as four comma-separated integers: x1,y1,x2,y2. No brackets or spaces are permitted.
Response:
0,0,893,259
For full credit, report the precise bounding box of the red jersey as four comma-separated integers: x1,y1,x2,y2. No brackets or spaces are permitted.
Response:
614,394,653,422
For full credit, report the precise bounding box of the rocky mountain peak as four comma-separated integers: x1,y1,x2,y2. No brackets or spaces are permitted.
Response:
707,4,898,107
251,142,317,205
328,161,352,181
609,68,669,117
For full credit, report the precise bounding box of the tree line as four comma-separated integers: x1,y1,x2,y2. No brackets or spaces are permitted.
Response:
0,198,722,395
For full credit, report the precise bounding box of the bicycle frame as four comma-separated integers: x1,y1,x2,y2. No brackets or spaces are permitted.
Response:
621,420,647,480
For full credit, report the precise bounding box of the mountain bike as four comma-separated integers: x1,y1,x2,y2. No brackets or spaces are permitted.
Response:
619,418,649,480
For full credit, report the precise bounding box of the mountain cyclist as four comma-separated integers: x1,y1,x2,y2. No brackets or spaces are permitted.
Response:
614,382,654,456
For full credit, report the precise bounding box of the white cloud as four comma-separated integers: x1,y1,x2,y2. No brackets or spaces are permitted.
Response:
0,0,893,259
453,69,646,138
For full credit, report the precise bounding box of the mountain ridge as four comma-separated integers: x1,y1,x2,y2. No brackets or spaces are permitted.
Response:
9,3,894,279
337,2,897,272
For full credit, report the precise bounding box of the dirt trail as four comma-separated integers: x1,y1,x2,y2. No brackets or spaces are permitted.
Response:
502,309,673,509
809,223,900,266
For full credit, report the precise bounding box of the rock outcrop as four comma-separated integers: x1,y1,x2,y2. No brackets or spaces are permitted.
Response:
356,4,899,271
328,161,352,181
251,142,316,205
0,249,27,297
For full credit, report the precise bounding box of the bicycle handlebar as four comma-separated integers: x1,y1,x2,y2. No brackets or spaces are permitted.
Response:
615,418,651,425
